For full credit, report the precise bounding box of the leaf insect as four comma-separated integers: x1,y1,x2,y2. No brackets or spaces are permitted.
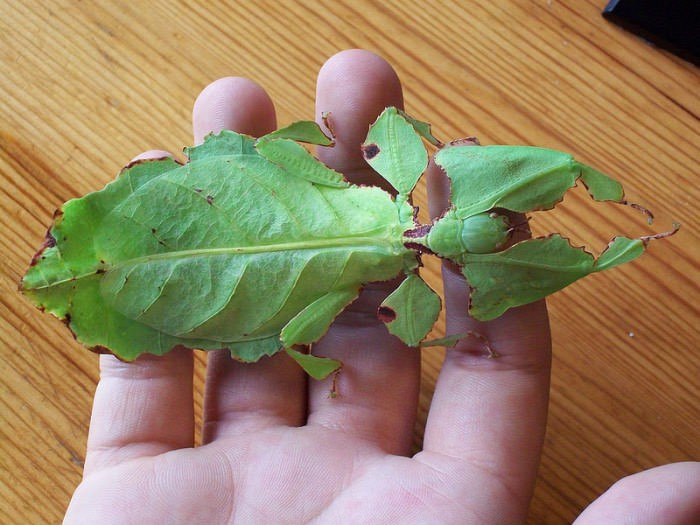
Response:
20,108,679,380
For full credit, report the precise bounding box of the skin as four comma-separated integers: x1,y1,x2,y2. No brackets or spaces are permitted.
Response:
64,49,700,524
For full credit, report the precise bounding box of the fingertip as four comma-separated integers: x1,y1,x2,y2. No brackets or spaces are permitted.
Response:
192,77,276,144
129,149,175,163
315,49,403,176
317,49,402,94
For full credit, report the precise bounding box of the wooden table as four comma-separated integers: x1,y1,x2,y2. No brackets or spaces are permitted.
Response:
2,2,698,523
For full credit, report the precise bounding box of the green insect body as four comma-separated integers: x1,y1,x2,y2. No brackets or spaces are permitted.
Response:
20,107,677,379
425,211,511,256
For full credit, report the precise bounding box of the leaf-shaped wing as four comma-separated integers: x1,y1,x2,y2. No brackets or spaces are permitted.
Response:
22,130,417,362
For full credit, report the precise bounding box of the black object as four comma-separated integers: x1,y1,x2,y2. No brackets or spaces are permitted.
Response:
602,0,700,66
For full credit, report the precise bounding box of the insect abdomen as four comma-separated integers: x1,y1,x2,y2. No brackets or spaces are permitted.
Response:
101,242,407,341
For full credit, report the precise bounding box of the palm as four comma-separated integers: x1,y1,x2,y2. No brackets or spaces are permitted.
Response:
71,418,520,523
64,50,700,525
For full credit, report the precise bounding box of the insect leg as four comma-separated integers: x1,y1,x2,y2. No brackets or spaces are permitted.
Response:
280,287,360,347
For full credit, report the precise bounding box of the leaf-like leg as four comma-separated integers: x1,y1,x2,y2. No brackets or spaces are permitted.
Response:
461,234,646,321
281,287,359,346
577,163,624,202
422,331,498,358
462,235,595,320
435,145,665,228
398,109,443,147
378,273,441,346
280,288,359,380
578,162,658,223
362,107,428,195
284,347,342,381
227,335,282,362
258,120,333,146
255,138,349,187
434,145,581,218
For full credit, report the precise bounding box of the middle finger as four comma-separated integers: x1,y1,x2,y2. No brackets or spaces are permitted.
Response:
307,50,421,456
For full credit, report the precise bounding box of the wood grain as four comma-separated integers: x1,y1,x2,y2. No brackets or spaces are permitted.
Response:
1,1,697,523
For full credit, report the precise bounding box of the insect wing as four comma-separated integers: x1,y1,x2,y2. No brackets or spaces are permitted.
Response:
21,129,408,363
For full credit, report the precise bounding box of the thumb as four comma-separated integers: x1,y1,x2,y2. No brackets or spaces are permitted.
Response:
574,462,700,525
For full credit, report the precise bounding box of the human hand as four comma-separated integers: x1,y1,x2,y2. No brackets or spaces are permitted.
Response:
64,49,700,524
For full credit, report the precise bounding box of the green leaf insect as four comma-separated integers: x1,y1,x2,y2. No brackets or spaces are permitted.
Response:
20,107,678,379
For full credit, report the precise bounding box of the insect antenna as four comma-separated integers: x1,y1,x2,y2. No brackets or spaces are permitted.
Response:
621,200,654,224
640,222,681,245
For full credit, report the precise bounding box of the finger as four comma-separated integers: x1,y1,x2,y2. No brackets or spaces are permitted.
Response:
84,347,194,477
192,76,277,144
130,150,174,162
315,48,403,191
202,350,306,442
307,49,420,456
192,77,307,442
416,160,552,522
83,150,194,475
573,462,700,525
